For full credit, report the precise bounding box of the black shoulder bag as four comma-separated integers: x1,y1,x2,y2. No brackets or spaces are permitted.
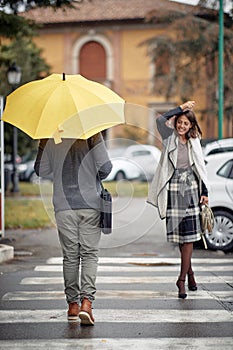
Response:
87,139,112,234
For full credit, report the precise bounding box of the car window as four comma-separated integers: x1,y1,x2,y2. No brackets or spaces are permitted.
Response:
208,146,233,155
217,159,233,179
228,162,233,179
131,150,151,157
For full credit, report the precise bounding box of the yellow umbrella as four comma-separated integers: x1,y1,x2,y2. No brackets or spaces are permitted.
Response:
2,73,125,143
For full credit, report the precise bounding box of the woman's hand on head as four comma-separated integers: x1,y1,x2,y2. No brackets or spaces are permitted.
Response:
180,101,195,111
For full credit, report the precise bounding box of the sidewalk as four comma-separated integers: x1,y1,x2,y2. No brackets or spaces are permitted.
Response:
0,243,14,263
0,227,61,264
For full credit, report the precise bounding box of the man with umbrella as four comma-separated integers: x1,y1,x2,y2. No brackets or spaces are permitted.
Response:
2,73,124,325
34,133,112,325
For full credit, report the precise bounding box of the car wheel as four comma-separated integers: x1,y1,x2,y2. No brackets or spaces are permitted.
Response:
115,171,126,181
205,210,233,252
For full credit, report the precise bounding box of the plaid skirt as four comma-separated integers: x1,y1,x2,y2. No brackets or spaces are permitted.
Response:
166,168,202,244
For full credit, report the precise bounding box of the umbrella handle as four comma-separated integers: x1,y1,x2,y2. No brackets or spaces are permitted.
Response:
53,125,64,144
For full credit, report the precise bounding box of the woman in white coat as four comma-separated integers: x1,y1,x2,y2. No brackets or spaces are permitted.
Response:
148,101,209,299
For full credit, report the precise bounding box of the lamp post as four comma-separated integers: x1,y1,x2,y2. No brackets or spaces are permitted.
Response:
218,0,224,140
7,63,22,193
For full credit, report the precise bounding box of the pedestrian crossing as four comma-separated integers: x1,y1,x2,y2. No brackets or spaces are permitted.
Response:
0,256,233,349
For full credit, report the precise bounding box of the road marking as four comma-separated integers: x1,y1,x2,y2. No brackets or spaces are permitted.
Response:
2,290,233,301
20,275,233,285
0,338,232,350
98,290,233,302
0,309,232,323
34,265,233,272
1,256,232,348
47,257,233,265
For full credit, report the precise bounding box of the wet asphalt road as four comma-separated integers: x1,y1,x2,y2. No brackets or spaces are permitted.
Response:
0,197,232,349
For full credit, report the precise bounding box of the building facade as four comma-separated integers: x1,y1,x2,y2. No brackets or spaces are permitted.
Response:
22,0,231,144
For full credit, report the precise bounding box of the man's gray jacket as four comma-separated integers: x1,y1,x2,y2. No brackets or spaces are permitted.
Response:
34,133,112,213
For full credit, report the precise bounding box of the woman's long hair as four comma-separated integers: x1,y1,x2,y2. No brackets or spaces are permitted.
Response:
174,110,202,139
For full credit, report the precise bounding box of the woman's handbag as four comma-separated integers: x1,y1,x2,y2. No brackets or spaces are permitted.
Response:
200,204,215,249
201,204,215,232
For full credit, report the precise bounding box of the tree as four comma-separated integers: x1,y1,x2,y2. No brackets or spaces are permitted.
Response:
0,0,81,155
1,36,51,156
142,1,233,138
0,0,79,13
0,1,82,38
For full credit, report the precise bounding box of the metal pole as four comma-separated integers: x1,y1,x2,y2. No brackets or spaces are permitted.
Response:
11,125,19,193
7,64,21,193
0,96,4,238
218,0,224,139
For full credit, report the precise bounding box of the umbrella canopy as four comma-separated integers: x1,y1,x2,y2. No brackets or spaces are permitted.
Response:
2,73,125,143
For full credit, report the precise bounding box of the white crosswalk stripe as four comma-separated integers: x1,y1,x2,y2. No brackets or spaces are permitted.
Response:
0,256,233,349
19,275,233,284
0,338,232,350
2,290,233,301
0,309,232,323
47,257,233,264
35,265,233,272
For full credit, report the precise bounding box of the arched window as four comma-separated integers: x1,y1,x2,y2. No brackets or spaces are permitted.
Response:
79,41,106,82
72,35,113,139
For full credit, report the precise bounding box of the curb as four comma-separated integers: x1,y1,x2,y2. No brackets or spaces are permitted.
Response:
0,244,14,263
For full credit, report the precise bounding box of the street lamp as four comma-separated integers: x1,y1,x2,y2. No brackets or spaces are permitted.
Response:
7,63,22,193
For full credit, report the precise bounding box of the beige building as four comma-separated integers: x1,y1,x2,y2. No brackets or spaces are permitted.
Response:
22,0,229,144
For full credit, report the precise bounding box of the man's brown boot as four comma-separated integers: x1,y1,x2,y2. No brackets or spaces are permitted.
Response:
67,302,80,321
79,298,94,325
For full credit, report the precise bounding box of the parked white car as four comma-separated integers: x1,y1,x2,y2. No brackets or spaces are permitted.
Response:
18,150,37,183
203,137,233,157
205,152,233,251
105,144,161,182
